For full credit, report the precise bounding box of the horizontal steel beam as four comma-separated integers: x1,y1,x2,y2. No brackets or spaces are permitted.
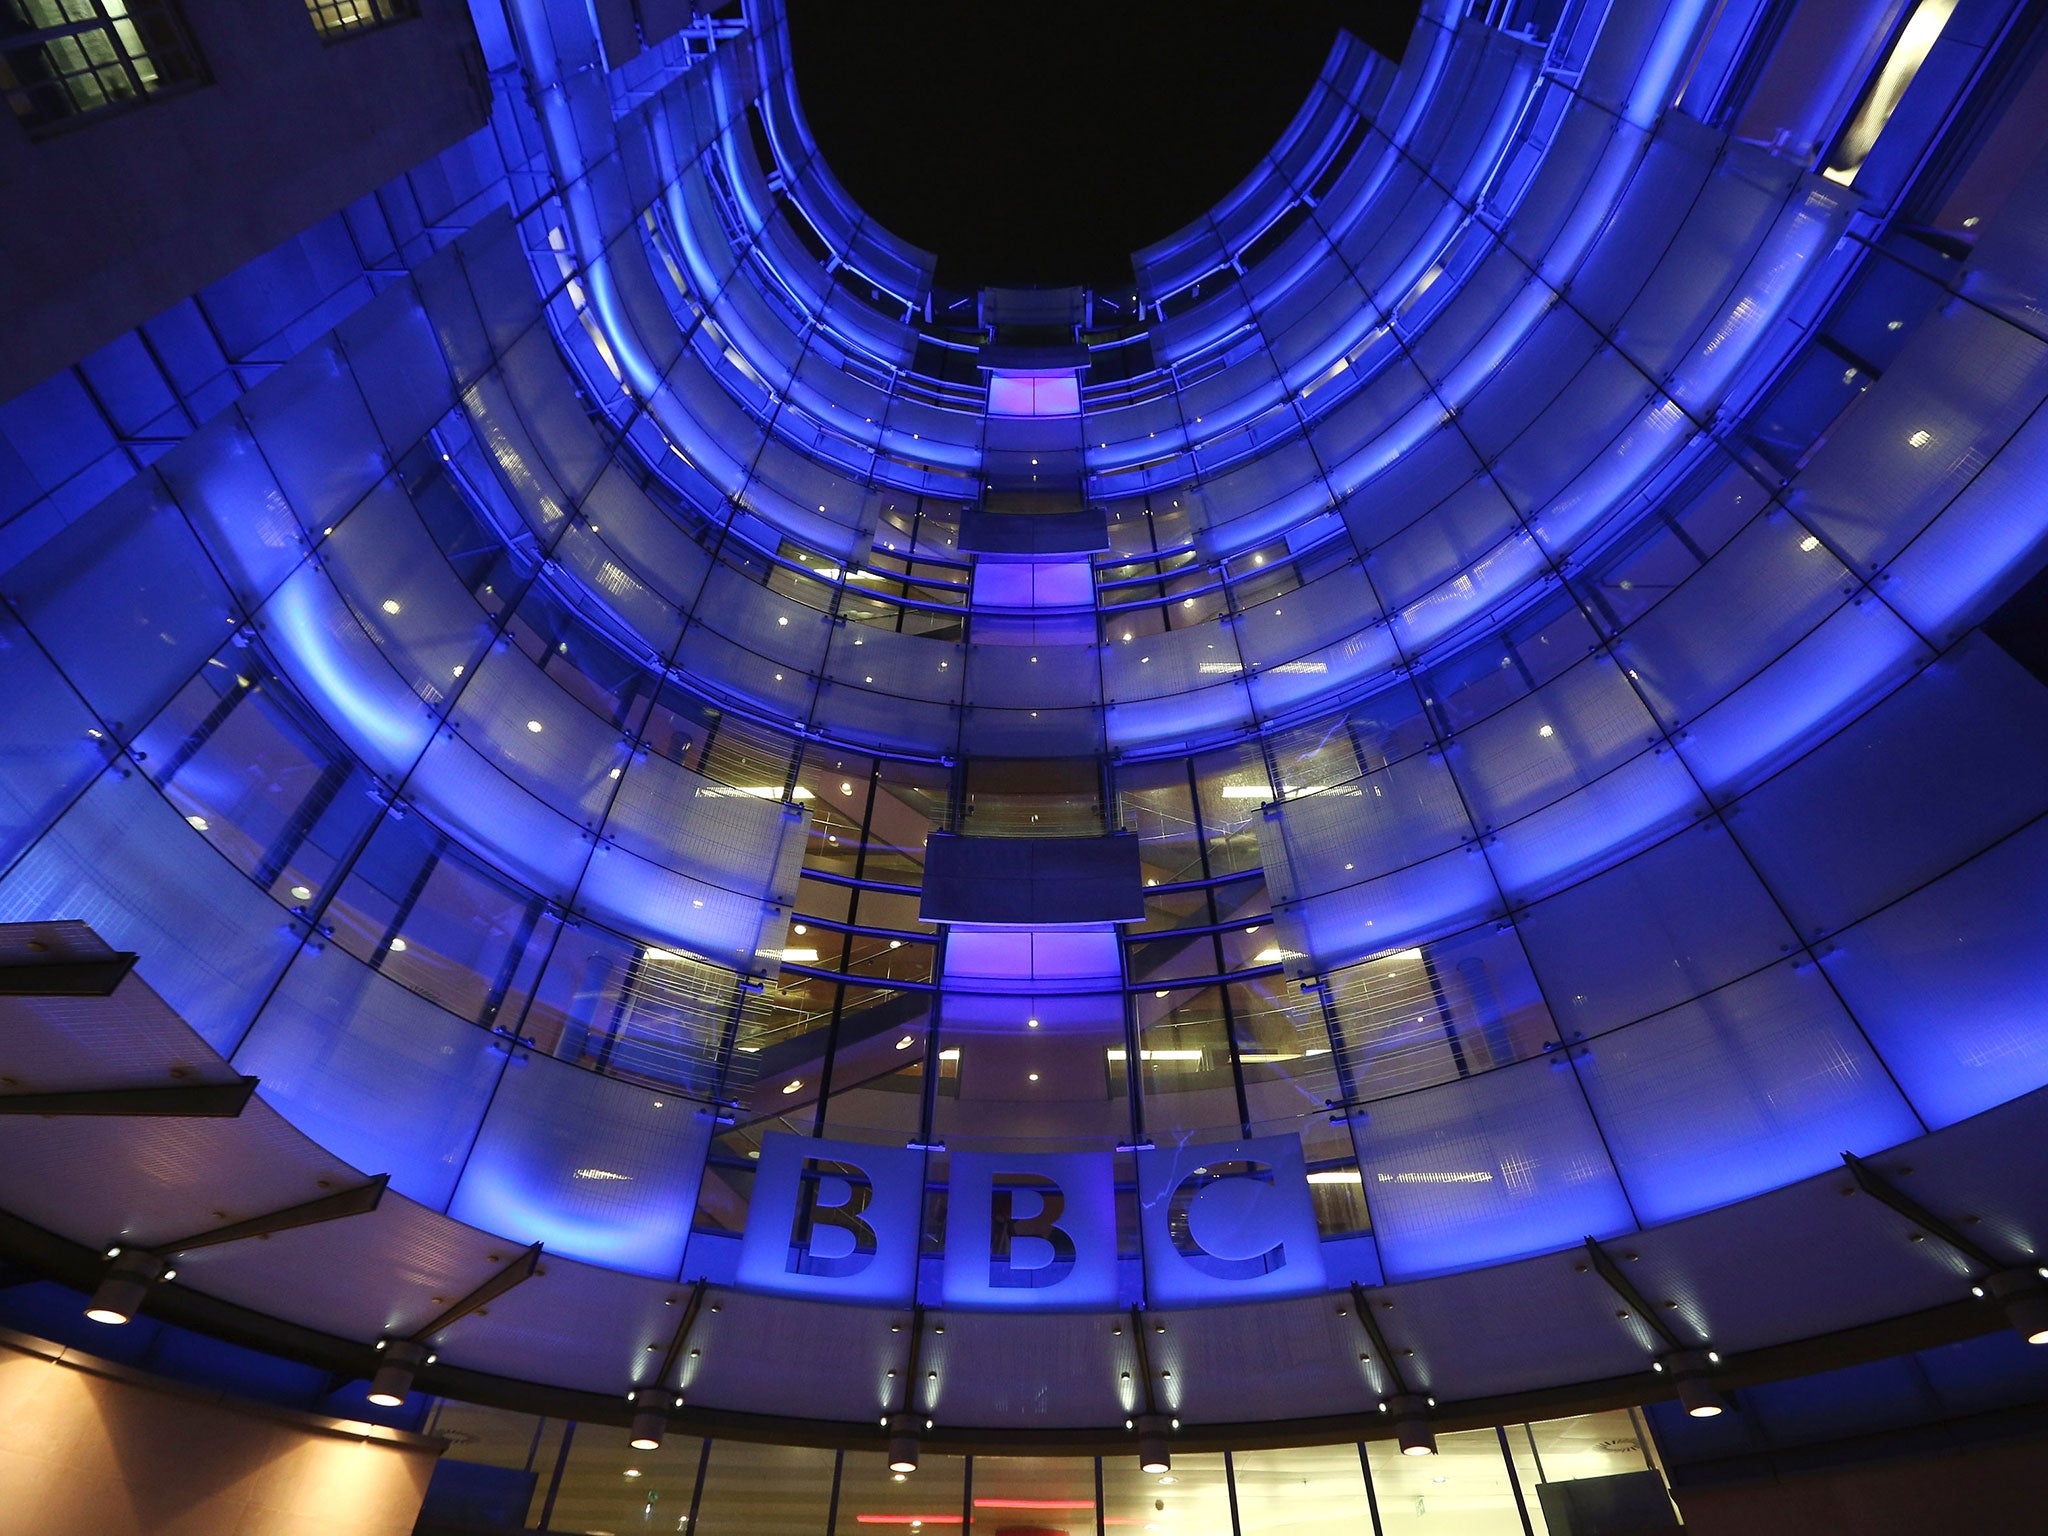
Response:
0,1077,258,1118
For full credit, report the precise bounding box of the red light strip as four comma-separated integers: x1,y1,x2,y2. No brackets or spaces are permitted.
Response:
974,1499,1096,1510
853,1516,1147,1527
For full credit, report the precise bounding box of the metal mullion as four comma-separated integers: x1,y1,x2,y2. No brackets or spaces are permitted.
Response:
913,927,951,1149
157,671,254,782
1497,1423,1537,1536
808,758,886,1136
1212,923,1255,1138
1357,1441,1385,1536
480,892,548,1031
251,755,352,894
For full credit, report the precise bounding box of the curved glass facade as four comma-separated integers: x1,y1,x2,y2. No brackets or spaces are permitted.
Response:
419,1395,1667,1535
3,0,2048,1456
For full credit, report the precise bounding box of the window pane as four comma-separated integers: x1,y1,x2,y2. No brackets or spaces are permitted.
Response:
1368,1426,1527,1533
1232,1443,1371,1535
692,1440,840,1536
1103,1448,1231,1533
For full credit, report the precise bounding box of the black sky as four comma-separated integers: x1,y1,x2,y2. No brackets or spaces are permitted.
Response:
784,2,1421,293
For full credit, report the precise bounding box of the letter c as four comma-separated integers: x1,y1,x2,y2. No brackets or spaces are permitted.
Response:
1166,1160,1285,1280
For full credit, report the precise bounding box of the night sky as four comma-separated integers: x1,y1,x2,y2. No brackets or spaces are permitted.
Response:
784,2,1421,293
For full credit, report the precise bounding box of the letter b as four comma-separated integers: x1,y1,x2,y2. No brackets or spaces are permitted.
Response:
989,1173,1077,1289
789,1157,877,1278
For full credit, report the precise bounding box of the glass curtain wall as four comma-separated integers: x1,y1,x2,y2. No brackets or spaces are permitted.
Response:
421,1399,1670,1535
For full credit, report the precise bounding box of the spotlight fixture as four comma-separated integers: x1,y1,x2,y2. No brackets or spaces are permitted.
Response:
1136,1413,1170,1474
886,1412,920,1473
366,1339,431,1407
1659,1349,1729,1417
85,1248,166,1325
628,1387,679,1450
1985,1269,2048,1344
1387,1394,1436,1456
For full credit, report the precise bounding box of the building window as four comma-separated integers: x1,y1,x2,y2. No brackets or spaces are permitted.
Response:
302,0,416,42
0,0,204,133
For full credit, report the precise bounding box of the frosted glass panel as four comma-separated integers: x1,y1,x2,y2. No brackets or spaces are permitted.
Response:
157,417,305,606
334,284,458,456
1351,1053,1634,1279
0,769,298,1053
1516,821,1796,1036
10,476,237,729
1826,816,2048,1129
262,559,441,783
1276,847,1500,972
0,607,104,868
1448,654,1662,830
404,731,594,904
604,752,806,899
448,1050,713,1276
1485,748,1704,902
1677,599,1927,797
316,476,496,713
444,644,620,828
240,340,390,531
1731,636,2048,935
1572,962,1921,1224
233,946,505,1209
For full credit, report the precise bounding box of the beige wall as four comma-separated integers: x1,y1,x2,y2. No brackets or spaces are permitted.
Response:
0,1334,440,1536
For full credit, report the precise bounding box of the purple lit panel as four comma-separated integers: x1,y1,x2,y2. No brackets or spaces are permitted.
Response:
943,926,1124,989
987,371,1081,417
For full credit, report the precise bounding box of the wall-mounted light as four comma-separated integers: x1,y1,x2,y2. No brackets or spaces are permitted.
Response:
1136,1413,1170,1474
886,1412,920,1473
367,1340,431,1407
85,1248,166,1325
628,1387,680,1450
1658,1349,1729,1417
1986,1269,2048,1344
1386,1394,1436,1456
